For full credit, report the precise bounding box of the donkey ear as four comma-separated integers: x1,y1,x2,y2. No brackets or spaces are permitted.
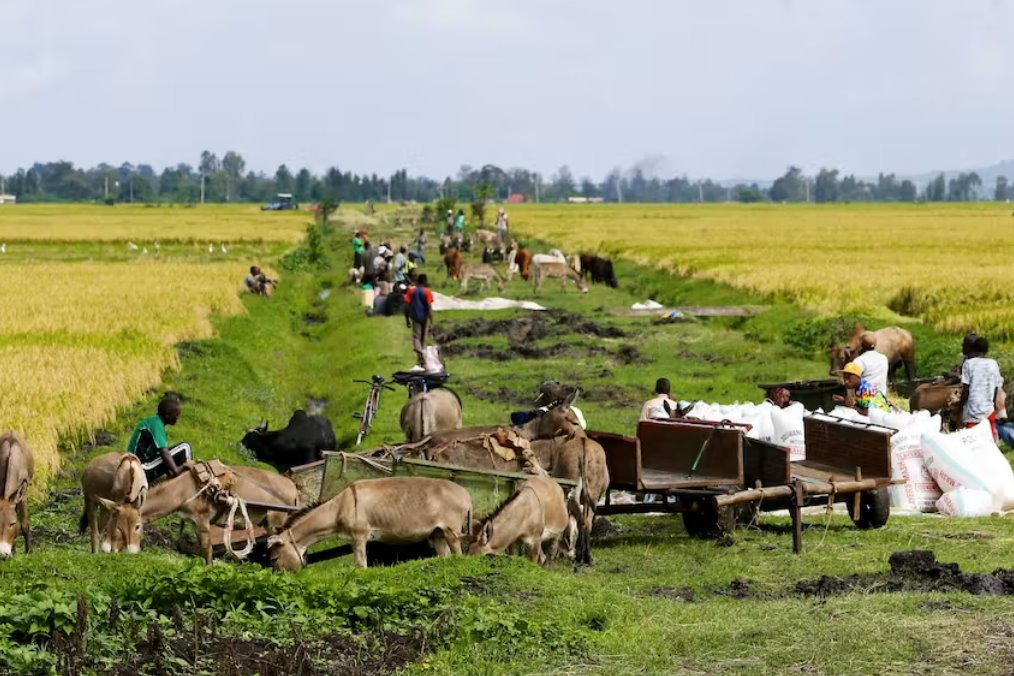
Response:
96,496,120,512
559,388,579,411
480,521,493,544
257,420,268,433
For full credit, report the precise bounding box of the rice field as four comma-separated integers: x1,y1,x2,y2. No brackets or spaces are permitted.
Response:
0,205,304,493
510,202,1014,338
0,204,307,242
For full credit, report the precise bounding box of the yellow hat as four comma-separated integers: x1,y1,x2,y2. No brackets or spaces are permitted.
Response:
839,362,863,378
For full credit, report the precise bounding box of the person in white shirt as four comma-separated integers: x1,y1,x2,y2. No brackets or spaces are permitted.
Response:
853,333,889,395
640,378,678,421
961,335,1003,440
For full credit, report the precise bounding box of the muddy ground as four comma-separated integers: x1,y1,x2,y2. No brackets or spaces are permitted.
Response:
432,310,642,364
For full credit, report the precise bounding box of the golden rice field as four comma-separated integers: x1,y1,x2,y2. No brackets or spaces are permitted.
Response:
0,204,307,242
0,205,302,494
511,202,1014,338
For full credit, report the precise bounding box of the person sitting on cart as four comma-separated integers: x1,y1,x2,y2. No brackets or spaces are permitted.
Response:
764,387,792,409
509,380,588,428
640,378,678,421
127,395,192,483
833,362,893,416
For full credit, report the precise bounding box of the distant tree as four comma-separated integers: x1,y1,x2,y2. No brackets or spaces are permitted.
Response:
579,177,599,198
550,165,576,200
769,166,806,202
925,173,946,201
736,185,764,203
899,180,917,202
274,165,293,194
996,176,1010,201
471,183,495,225
813,168,840,203
221,151,246,201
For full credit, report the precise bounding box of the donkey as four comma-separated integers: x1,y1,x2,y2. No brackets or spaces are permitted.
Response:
400,389,462,442
268,477,472,570
0,432,34,558
80,452,148,554
469,475,577,565
422,391,584,447
139,462,302,563
459,263,506,294
533,262,588,294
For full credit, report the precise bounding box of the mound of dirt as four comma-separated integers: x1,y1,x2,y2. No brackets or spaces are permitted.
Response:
649,586,695,602
432,310,625,347
794,550,1014,598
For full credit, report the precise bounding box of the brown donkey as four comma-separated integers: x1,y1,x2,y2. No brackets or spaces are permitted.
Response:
268,477,472,571
0,432,34,558
469,475,577,565
80,452,148,553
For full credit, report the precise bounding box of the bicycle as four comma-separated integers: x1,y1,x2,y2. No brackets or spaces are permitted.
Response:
352,375,396,445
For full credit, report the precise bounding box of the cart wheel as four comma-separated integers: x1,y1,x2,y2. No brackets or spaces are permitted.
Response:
679,497,736,539
847,488,890,529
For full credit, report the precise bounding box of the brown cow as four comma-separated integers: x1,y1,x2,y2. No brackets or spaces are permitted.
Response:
909,381,962,430
443,248,463,280
828,324,916,381
508,248,533,281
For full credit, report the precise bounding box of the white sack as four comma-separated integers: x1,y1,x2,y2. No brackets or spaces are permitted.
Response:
770,402,806,461
935,488,995,517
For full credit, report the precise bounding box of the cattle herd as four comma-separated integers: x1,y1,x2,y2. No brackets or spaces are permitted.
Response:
442,237,618,295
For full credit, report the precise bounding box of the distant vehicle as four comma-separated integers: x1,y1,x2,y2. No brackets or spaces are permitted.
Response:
262,193,295,211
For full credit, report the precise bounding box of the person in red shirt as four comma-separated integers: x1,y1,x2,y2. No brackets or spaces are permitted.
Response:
403,274,434,370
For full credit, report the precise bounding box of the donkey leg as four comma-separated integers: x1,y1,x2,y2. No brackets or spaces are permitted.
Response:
18,499,31,554
543,536,561,567
353,535,369,568
430,534,451,558
197,520,212,564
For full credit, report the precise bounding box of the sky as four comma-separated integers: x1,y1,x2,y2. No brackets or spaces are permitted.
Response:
2,0,1014,181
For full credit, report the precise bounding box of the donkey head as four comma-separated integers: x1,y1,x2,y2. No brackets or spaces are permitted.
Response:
97,496,143,554
266,532,304,572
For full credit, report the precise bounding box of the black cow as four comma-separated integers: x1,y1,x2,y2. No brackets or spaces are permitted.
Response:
241,410,336,472
584,255,618,288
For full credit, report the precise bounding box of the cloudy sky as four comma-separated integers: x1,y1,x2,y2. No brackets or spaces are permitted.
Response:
2,0,1012,180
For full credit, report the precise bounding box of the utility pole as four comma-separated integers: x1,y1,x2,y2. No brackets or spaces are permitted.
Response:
534,174,540,204
104,176,109,200
698,182,703,203
200,175,205,204
615,176,622,203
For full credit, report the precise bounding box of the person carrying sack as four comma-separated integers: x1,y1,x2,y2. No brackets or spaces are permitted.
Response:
403,274,434,372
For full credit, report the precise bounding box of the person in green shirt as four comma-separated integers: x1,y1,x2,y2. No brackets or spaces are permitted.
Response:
127,396,191,482
352,230,365,269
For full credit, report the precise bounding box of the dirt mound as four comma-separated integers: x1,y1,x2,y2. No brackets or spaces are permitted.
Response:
590,517,622,538
649,586,695,602
432,310,624,347
794,550,1014,597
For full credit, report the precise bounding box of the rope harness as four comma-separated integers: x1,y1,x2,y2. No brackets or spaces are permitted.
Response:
182,461,255,560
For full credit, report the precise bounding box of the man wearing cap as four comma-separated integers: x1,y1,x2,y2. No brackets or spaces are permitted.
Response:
641,378,678,421
834,362,892,416
854,332,889,395
519,380,587,429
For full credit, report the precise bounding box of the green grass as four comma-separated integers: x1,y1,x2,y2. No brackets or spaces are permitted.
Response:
9,211,1014,674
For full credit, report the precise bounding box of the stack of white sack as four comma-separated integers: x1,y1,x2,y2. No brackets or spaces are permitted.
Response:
685,400,800,458
867,408,943,513
921,419,1014,516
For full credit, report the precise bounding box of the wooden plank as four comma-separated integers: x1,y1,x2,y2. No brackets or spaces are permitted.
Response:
743,438,791,488
803,417,893,479
587,430,641,491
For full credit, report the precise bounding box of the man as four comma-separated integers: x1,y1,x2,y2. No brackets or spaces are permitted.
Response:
445,210,455,237
510,381,588,429
244,265,277,297
403,274,434,371
854,333,889,395
833,362,892,416
641,378,678,421
495,207,509,246
960,335,1003,440
127,396,192,482
352,230,365,269
393,246,408,284
454,209,466,235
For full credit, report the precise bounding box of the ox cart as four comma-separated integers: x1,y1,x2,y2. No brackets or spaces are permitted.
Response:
589,415,897,552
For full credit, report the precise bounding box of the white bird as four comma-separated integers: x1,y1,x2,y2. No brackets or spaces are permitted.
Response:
208,244,213,253
142,247,148,254
127,241,139,250
220,242,228,254
1,243,6,254
154,241,160,252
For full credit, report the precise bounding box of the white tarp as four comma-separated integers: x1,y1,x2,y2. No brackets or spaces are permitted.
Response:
430,292,546,312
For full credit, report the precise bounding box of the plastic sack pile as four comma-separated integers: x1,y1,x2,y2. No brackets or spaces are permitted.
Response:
673,400,1014,516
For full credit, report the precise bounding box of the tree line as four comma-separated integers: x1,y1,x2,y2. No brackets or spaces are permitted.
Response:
0,153,1009,205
